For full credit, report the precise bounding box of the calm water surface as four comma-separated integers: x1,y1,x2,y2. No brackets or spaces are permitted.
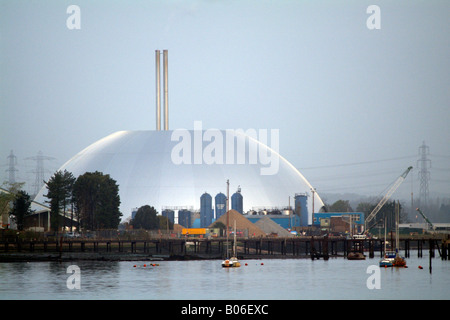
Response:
0,254,448,300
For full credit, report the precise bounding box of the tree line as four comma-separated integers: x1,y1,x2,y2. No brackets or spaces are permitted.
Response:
1,170,124,232
128,205,173,231
324,199,405,231
0,181,34,231
45,170,122,232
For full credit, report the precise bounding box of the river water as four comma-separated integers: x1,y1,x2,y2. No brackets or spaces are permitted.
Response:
0,254,448,300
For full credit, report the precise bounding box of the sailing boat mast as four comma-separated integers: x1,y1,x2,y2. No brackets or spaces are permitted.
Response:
395,200,400,253
233,220,237,257
384,214,387,256
226,179,230,258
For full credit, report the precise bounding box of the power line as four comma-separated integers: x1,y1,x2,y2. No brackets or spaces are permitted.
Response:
417,141,431,206
25,151,55,197
298,155,416,170
6,150,18,184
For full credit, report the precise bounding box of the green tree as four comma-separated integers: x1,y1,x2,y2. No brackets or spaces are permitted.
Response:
211,221,226,230
0,182,25,229
10,190,34,231
329,200,353,212
158,215,174,230
73,171,122,230
131,205,158,230
44,170,75,232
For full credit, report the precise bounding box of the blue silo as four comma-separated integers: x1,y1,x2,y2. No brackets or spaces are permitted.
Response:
162,209,175,225
294,193,309,226
231,186,243,214
178,209,192,228
215,192,227,219
200,192,213,227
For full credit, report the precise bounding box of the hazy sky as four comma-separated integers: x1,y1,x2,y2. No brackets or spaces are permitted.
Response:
1,0,449,202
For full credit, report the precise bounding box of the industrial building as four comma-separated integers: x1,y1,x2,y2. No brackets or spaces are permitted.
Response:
32,50,325,228
245,193,309,229
313,212,365,234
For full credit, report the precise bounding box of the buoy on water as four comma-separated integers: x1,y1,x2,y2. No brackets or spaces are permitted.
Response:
418,266,423,269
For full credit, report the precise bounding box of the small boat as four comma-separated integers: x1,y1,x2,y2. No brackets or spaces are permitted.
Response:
380,257,394,267
379,202,408,268
347,252,366,260
379,211,395,268
391,202,407,268
222,256,241,268
393,255,407,267
222,218,241,268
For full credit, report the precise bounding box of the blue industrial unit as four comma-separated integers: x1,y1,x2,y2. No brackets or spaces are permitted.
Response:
313,212,365,227
294,193,308,226
200,192,213,227
231,187,243,214
178,209,192,228
215,192,227,220
162,209,175,224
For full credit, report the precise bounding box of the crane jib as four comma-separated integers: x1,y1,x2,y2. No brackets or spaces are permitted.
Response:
365,166,413,229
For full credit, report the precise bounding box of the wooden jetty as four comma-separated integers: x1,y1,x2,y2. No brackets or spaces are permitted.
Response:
0,235,448,261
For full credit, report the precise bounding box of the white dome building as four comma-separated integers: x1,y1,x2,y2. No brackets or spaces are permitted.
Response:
34,50,325,224
34,129,324,224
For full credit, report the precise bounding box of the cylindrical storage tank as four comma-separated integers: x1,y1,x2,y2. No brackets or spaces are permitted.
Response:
200,192,213,227
231,187,243,214
162,209,175,224
215,192,227,220
178,209,192,228
295,193,309,226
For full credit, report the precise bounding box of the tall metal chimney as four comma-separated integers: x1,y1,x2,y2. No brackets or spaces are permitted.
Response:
163,49,169,130
155,50,161,131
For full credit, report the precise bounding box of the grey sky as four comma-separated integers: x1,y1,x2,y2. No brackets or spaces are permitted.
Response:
1,0,449,201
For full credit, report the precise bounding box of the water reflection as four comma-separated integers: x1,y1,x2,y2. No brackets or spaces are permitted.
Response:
0,255,448,300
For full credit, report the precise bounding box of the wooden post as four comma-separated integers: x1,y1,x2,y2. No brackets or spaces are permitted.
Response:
323,236,329,260
310,236,315,260
443,239,448,261
429,239,433,274
418,240,422,258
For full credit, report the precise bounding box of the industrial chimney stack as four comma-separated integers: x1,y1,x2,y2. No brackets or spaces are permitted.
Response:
155,49,168,131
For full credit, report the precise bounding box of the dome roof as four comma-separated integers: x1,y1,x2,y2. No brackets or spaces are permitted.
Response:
35,130,324,223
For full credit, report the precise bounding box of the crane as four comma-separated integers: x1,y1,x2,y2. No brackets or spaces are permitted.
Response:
415,208,434,231
364,166,413,231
